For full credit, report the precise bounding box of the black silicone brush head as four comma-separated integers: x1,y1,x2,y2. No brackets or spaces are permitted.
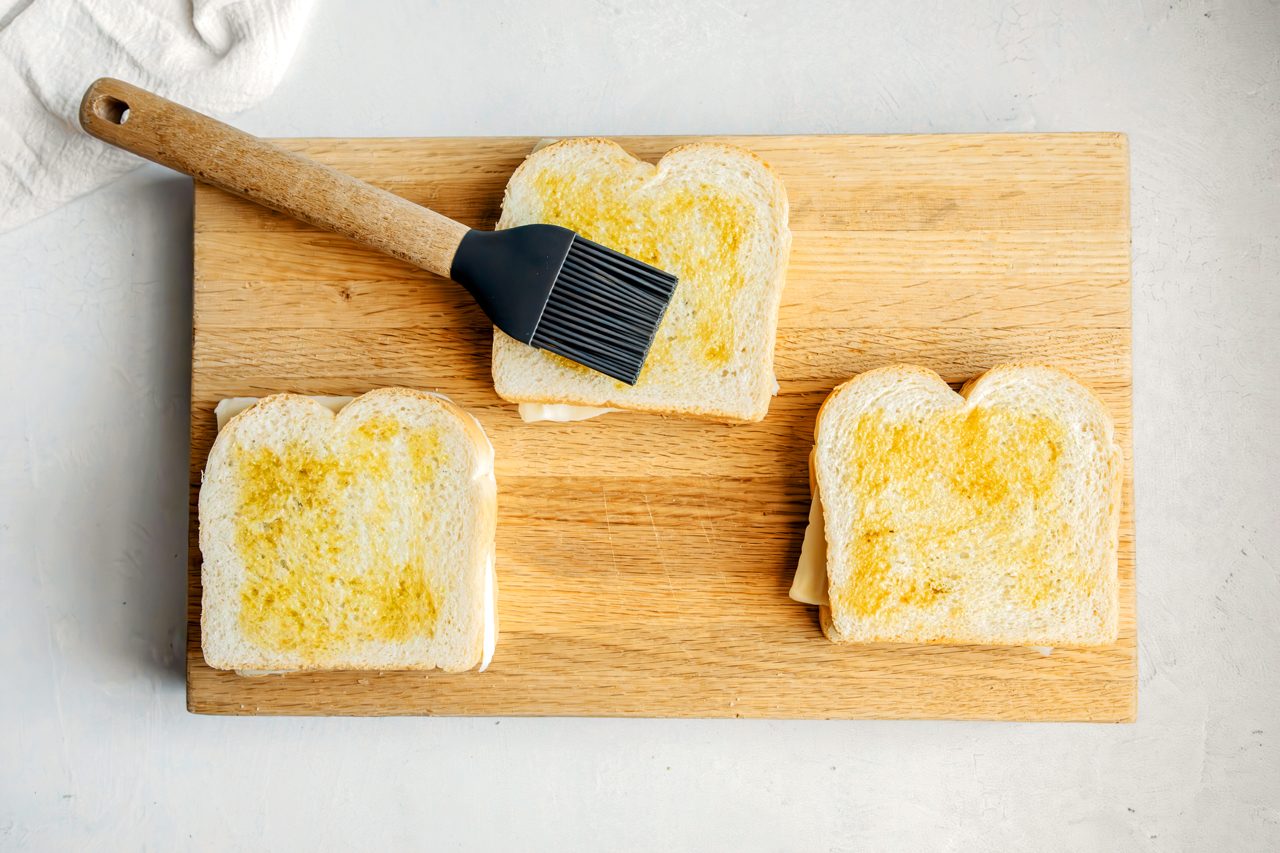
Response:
532,235,678,384
450,225,678,384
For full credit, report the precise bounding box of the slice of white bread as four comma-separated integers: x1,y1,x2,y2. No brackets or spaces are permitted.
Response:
809,364,1122,646
491,137,791,422
199,388,497,673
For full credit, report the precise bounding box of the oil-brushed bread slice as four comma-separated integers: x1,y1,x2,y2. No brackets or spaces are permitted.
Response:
812,364,1122,646
199,388,497,673
492,138,790,422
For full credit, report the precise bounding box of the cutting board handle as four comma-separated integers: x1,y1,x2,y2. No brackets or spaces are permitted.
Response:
79,78,469,278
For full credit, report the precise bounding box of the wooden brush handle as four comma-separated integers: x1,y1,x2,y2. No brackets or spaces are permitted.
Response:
79,78,469,278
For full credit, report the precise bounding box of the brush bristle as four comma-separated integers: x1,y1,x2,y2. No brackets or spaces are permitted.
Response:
530,236,679,384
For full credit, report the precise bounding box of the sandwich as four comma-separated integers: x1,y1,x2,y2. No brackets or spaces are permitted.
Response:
491,137,791,423
791,364,1122,647
199,388,497,673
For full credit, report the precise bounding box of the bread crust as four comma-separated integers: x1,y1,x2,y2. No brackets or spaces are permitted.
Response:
814,363,1122,647
491,137,790,423
199,388,497,672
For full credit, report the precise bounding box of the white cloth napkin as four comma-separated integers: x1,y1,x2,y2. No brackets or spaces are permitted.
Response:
0,0,312,232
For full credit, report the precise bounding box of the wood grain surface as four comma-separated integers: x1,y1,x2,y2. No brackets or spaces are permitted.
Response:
187,134,1134,720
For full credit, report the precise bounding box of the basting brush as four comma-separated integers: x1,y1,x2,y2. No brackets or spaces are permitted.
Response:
79,78,677,384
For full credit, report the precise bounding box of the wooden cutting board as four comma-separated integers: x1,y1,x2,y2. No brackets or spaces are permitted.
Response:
187,134,1134,720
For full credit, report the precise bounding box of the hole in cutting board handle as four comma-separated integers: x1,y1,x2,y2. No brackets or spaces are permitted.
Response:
93,95,130,125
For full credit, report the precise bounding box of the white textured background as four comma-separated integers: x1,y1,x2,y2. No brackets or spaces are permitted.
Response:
2,1,1278,849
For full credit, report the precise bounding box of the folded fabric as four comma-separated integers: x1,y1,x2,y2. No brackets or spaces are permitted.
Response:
0,0,312,232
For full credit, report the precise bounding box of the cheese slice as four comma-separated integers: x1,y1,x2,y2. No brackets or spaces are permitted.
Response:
517,403,619,423
213,395,497,673
789,463,830,607
516,380,779,423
